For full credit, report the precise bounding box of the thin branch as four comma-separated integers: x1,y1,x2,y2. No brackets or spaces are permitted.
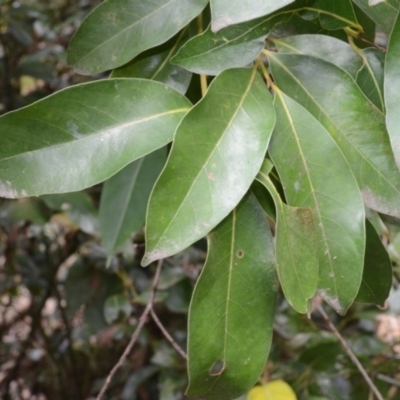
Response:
316,304,384,400
150,308,187,360
95,259,164,400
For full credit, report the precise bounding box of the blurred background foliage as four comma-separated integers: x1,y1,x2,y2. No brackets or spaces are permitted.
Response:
1,1,400,399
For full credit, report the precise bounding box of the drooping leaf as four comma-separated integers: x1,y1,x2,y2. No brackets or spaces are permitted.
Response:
0,79,191,198
186,192,277,400
111,29,192,94
268,53,400,218
271,34,363,78
256,160,318,314
352,0,400,35
385,9,400,165
247,380,297,400
172,14,288,76
67,0,208,75
356,47,385,111
355,219,392,306
269,91,365,314
210,0,294,32
99,148,167,255
142,68,275,266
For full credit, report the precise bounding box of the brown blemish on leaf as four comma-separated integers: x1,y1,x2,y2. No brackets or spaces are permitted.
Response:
209,359,225,376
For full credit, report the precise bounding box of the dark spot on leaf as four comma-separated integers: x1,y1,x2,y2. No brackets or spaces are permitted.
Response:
209,359,225,376
237,250,244,258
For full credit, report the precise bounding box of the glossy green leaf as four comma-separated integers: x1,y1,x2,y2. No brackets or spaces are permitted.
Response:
269,91,365,314
352,0,400,35
0,79,191,198
41,191,98,235
272,34,363,78
172,15,287,76
251,181,276,221
269,53,400,218
99,148,167,255
111,29,192,94
355,219,392,306
67,0,208,75
142,68,275,266
356,47,385,111
210,0,294,32
385,10,400,165
186,192,277,399
296,0,360,31
256,161,318,314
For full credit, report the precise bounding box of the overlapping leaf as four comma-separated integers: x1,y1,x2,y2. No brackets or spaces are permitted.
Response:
172,15,287,76
0,79,191,198
269,53,400,218
352,0,400,35
296,0,360,31
111,29,192,94
142,68,275,266
355,219,392,306
186,192,277,399
210,0,294,32
385,10,400,165
67,0,208,75
99,148,167,255
271,34,362,78
269,91,365,314
256,160,318,314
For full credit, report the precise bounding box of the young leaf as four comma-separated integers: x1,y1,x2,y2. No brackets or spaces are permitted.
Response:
268,53,400,218
99,148,167,255
210,0,294,32
385,9,400,165
256,161,318,314
186,192,277,400
0,79,191,198
172,14,288,76
142,68,275,266
355,219,392,306
271,34,363,78
352,0,400,35
67,0,208,75
269,91,365,314
111,29,192,95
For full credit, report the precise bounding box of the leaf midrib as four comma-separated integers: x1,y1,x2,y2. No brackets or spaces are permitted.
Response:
0,108,189,164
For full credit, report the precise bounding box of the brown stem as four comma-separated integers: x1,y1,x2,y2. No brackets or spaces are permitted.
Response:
95,259,164,400
316,304,384,400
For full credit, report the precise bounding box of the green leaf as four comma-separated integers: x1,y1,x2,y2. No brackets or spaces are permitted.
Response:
269,91,365,314
172,15,287,76
355,219,392,306
268,53,400,219
111,29,192,95
385,9,400,166
142,68,275,266
186,192,277,399
256,160,318,314
356,47,385,111
67,0,208,75
0,79,191,198
352,0,400,35
99,148,167,255
210,0,294,32
271,34,363,78
297,0,359,31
